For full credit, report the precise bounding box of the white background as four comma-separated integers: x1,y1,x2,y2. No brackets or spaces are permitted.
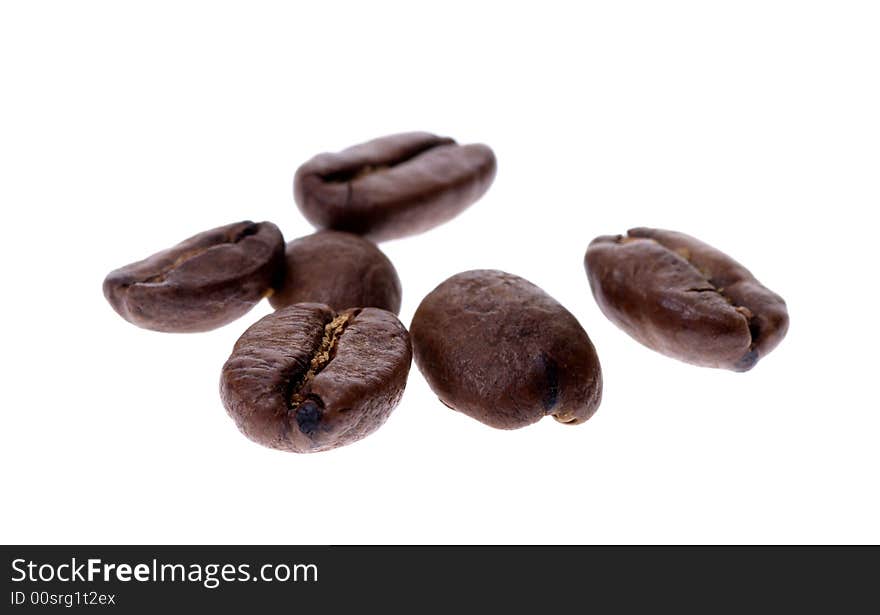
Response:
1,1,878,544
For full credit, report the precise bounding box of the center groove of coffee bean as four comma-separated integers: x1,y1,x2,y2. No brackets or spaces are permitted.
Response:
289,310,359,410
139,223,260,285
321,142,448,184
351,164,390,180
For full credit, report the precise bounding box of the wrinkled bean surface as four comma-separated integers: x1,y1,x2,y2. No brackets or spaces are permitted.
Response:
103,220,284,333
221,304,412,453
411,270,603,429
585,227,789,371
294,131,496,242
269,230,401,314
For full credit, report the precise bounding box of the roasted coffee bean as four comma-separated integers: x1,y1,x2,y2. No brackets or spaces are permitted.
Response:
103,221,284,333
294,131,497,242
585,228,789,371
220,304,412,453
268,230,402,314
410,270,603,429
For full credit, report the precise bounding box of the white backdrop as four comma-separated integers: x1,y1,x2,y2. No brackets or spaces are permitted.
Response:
1,1,878,544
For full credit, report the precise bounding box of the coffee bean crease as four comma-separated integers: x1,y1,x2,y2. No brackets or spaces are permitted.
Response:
139,223,261,285
288,310,359,408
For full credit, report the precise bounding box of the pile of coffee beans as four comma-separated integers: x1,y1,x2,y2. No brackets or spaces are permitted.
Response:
104,131,789,453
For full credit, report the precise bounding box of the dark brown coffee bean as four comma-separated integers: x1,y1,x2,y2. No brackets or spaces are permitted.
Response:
268,230,401,315
585,227,789,371
220,304,412,453
410,270,603,429
294,131,497,242
103,221,285,333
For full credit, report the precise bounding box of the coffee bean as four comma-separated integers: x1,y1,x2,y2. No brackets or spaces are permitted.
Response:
585,227,789,371
410,270,603,429
220,304,412,453
294,131,497,242
103,221,284,333
268,230,402,315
